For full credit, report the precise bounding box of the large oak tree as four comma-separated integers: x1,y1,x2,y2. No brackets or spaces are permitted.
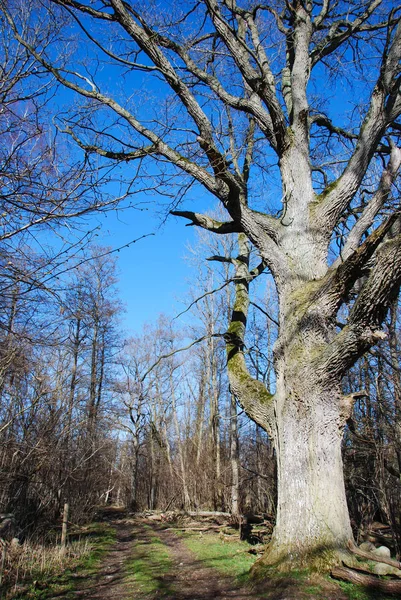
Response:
3,0,401,570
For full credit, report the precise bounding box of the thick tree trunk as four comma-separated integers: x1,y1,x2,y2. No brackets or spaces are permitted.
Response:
228,235,355,570
267,380,352,568
263,276,353,568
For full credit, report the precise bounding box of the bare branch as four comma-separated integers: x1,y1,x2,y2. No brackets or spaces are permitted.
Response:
171,210,242,234
320,234,401,378
203,0,288,154
334,144,401,265
315,20,401,233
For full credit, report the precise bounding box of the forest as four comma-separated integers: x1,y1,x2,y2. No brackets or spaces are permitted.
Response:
0,0,401,598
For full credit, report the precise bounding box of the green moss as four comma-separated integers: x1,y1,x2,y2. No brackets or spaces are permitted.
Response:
288,276,329,315
318,178,339,199
227,352,273,405
286,126,296,145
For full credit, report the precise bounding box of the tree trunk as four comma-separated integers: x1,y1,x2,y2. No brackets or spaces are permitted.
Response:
268,377,352,567
230,393,239,516
260,276,353,568
171,382,191,511
149,430,157,510
227,235,355,569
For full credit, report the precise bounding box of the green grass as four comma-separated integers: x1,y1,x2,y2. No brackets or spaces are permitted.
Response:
125,526,173,596
180,531,258,584
337,580,396,600
7,522,116,600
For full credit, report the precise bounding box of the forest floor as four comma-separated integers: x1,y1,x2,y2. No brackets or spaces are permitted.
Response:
46,508,360,600
4,508,395,599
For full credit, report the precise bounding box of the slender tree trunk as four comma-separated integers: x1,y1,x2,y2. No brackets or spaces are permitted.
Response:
207,329,221,510
230,393,239,515
61,502,69,554
195,372,206,467
149,429,157,510
388,299,401,471
87,314,99,437
66,316,81,450
171,381,191,510
131,436,140,510
161,415,174,478
256,425,263,514
95,329,105,417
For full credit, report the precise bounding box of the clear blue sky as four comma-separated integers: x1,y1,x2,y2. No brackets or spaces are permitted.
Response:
92,201,199,335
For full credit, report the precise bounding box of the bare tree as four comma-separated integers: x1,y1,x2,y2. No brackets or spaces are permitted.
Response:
5,0,401,570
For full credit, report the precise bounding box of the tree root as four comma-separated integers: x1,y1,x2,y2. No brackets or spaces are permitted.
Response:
347,539,401,570
332,566,401,593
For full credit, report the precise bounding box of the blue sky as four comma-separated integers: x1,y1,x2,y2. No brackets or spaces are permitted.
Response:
92,200,199,335
42,0,381,339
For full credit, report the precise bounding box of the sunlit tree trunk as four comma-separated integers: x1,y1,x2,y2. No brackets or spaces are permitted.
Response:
171,377,191,511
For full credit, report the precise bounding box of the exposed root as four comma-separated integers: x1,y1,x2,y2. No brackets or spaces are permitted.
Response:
347,539,401,570
250,540,355,576
332,565,401,594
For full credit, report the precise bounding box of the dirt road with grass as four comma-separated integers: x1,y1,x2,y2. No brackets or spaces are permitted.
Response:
59,512,349,600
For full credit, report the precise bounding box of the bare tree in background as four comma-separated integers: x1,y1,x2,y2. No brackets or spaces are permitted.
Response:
4,0,401,571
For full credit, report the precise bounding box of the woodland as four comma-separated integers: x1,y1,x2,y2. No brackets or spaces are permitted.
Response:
0,0,401,598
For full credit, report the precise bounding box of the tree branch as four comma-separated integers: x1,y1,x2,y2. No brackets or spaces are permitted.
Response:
225,233,275,434
315,20,401,233
203,0,288,154
171,210,242,234
319,234,401,378
1,6,230,203
311,0,390,65
333,144,401,266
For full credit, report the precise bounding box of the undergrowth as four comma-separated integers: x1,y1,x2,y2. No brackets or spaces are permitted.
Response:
2,521,115,599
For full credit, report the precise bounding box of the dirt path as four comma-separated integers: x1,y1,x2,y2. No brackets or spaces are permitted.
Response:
58,515,348,600
149,523,259,600
64,517,135,600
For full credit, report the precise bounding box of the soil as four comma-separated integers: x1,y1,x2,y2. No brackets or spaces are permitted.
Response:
65,515,135,600
56,512,349,600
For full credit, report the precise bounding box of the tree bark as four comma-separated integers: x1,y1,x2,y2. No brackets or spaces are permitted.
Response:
61,502,69,554
269,378,352,567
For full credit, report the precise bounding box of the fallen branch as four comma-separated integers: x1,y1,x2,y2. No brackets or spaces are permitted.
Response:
348,540,401,570
169,525,230,532
331,566,401,593
187,511,232,517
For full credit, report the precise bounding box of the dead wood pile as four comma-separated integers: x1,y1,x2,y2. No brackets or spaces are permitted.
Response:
135,510,274,543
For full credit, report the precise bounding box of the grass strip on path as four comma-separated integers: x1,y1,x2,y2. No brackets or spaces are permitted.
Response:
125,522,174,597
180,531,258,584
